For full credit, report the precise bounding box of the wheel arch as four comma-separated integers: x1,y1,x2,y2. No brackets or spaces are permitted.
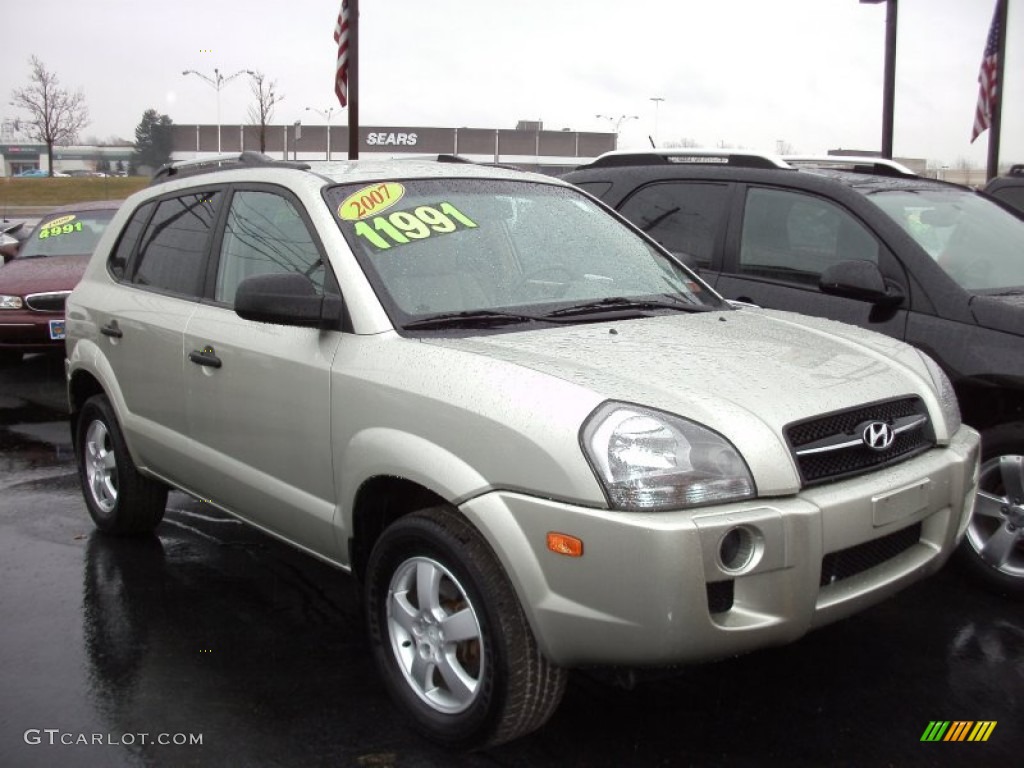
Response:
340,427,496,580
348,475,448,583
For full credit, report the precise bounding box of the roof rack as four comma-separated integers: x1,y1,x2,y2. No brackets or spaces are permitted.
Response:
582,148,792,171
150,152,311,184
783,155,917,177
434,153,527,172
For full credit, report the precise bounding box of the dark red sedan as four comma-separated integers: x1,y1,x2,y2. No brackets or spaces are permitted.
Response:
0,200,121,364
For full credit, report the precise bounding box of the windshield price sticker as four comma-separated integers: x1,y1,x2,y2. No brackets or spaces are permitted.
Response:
353,202,478,250
38,216,83,240
339,182,406,221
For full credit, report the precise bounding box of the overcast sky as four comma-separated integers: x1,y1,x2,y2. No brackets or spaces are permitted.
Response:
4,0,1021,169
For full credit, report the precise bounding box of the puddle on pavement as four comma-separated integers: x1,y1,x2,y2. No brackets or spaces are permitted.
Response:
0,395,76,486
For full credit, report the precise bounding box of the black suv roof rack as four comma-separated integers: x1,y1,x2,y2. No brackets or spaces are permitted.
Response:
150,152,311,184
580,149,792,171
783,155,917,178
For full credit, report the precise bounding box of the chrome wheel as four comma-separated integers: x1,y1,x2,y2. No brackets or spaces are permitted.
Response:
966,455,1024,580
84,419,118,514
386,556,484,714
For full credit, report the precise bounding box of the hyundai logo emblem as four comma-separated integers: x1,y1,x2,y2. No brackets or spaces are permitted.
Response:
862,421,896,451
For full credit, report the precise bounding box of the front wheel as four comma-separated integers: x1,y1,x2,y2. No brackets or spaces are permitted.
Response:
364,506,566,749
956,450,1024,599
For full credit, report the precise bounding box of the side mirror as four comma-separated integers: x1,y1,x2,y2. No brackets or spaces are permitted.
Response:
819,260,904,306
235,273,327,327
0,234,19,264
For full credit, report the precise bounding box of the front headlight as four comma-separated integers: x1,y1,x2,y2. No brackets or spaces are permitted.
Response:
582,401,755,511
919,352,961,436
0,295,23,309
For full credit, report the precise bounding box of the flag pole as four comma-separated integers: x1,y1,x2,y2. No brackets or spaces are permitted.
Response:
348,0,359,160
986,0,1008,181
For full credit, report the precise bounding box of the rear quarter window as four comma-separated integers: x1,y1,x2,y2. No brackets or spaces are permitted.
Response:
131,192,220,297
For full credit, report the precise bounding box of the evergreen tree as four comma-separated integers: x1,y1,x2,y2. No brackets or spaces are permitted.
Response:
133,110,174,171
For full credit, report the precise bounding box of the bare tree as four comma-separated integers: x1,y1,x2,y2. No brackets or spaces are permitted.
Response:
775,139,796,155
10,56,90,177
247,71,284,153
954,156,976,187
663,137,701,148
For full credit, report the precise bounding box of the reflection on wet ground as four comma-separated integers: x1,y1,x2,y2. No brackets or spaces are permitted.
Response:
0,358,1021,767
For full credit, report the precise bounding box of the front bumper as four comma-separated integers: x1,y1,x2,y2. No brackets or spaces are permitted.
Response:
0,309,66,351
460,426,980,667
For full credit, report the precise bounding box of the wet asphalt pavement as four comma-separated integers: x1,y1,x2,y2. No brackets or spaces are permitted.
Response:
0,355,1021,768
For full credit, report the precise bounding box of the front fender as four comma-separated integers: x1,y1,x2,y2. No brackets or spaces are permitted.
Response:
337,427,493,531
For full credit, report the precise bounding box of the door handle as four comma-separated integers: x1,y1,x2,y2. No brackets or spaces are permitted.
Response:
188,346,222,369
100,320,123,338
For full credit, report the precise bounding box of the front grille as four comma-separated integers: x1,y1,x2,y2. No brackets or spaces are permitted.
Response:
25,291,70,313
786,397,934,486
819,522,922,587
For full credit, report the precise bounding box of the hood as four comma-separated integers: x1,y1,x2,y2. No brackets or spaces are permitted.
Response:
970,293,1024,336
0,254,89,295
426,308,940,495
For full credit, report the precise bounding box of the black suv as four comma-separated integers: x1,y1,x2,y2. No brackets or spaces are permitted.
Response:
984,164,1024,215
564,150,1024,597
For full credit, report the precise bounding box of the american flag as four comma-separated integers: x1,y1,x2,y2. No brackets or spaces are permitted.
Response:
971,4,1000,142
334,0,350,107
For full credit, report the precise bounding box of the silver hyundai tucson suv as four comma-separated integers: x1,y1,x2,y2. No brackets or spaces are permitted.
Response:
65,153,980,749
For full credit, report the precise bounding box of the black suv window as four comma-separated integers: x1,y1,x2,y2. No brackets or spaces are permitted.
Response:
739,188,878,285
618,182,728,268
214,190,325,305
132,192,220,296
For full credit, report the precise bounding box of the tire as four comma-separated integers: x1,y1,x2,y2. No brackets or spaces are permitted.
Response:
364,505,567,749
75,394,167,535
955,424,1024,599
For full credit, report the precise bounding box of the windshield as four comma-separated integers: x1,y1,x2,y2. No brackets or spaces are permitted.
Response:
326,178,722,331
868,188,1024,292
19,210,115,258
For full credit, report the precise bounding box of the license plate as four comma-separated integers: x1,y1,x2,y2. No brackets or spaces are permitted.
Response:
872,480,929,526
49,319,66,340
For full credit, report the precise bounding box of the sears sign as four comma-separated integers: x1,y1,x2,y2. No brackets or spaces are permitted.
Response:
365,132,418,147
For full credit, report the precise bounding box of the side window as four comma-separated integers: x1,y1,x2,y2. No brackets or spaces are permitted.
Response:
108,202,153,280
214,190,325,305
618,182,728,268
739,188,878,285
132,192,220,296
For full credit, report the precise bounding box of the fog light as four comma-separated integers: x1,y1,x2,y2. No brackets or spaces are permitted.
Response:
718,526,760,572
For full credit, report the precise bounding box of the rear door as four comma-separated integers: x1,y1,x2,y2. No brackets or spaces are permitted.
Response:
715,185,910,338
97,191,221,485
183,186,342,557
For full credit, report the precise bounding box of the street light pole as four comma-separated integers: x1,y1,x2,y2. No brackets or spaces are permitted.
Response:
650,97,664,146
305,107,337,160
596,114,639,148
182,67,249,153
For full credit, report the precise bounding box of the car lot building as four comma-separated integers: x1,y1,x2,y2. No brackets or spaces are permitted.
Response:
166,120,617,175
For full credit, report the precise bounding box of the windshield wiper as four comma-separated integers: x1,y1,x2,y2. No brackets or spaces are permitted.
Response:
402,309,547,330
543,295,711,319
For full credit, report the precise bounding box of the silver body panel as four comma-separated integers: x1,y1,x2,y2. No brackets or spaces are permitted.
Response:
66,160,981,668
